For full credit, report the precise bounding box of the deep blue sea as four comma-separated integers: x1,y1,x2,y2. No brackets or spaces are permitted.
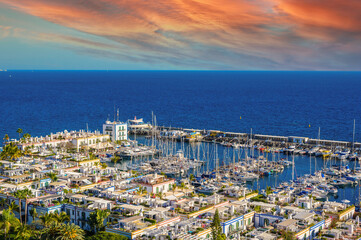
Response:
1,71,361,141
1,70,361,203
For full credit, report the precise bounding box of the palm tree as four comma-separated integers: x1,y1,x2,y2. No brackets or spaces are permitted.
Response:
189,174,195,182
3,134,9,144
16,128,23,140
7,201,19,213
101,163,107,169
14,191,24,223
180,182,187,190
31,229,42,240
22,133,31,143
0,198,7,208
136,186,143,196
14,223,31,240
89,152,96,160
14,190,31,224
56,223,84,240
156,192,164,199
40,213,54,227
23,147,31,156
41,221,61,240
21,189,33,224
52,212,70,223
0,143,23,161
111,155,120,165
97,209,110,232
139,186,146,195
281,230,296,240
266,186,272,195
29,208,38,222
48,172,58,182
88,209,110,233
0,209,20,239
172,183,177,195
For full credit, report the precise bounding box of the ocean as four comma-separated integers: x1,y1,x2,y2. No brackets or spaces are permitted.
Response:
1,70,361,203
1,71,361,141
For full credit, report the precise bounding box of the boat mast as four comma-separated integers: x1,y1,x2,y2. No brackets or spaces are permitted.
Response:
292,153,295,182
216,143,219,177
353,119,357,172
318,127,321,146
310,154,312,175
353,119,356,153
151,111,154,149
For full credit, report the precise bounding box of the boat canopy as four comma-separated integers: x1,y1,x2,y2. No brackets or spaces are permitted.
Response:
129,118,144,123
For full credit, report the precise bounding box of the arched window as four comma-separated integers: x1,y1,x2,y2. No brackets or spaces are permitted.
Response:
264,218,269,226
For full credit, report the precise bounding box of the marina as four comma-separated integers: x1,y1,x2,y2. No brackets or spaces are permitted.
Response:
2,118,361,239
2,0,361,237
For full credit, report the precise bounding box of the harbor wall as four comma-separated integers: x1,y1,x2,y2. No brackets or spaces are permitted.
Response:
158,126,361,148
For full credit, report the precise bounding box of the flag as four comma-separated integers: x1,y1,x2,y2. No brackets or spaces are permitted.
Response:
309,124,311,128
240,116,242,119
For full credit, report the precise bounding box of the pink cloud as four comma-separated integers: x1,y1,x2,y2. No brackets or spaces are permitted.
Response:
1,0,361,69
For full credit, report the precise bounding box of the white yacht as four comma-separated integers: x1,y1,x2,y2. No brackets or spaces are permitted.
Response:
127,116,151,131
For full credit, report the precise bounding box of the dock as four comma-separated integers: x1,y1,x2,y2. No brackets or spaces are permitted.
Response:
155,126,361,148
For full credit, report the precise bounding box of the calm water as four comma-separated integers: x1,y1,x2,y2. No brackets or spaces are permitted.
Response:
124,136,361,204
1,71,361,141
1,70,361,203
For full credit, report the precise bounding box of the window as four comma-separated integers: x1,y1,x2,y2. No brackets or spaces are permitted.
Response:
156,187,159,193
264,218,270,226
248,218,251,225
236,221,239,229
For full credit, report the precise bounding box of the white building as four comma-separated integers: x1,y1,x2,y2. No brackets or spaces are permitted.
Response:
103,120,128,142
138,174,175,194
71,134,110,151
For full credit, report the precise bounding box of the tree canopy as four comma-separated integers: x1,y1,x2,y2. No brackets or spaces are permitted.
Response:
211,209,226,240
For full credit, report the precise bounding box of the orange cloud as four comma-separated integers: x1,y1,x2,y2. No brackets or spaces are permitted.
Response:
1,0,361,70
276,0,361,32
0,0,271,44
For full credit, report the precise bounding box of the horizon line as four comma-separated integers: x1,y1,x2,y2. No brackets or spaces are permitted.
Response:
2,69,361,72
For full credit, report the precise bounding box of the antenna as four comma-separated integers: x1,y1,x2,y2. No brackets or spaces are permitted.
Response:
117,108,119,122
113,104,116,122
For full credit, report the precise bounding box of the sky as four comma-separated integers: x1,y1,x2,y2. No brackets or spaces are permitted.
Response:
0,0,361,70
